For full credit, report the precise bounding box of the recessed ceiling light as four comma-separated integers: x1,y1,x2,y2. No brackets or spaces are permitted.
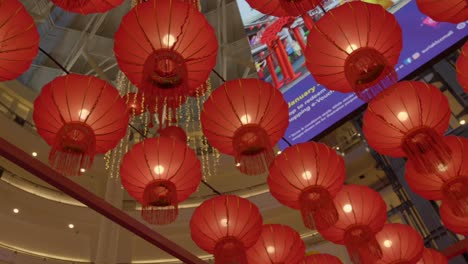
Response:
32,152,37,157
13,208,19,214
68,224,74,229
235,163,241,167
336,146,340,150
460,120,466,125
277,150,281,154
80,168,86,173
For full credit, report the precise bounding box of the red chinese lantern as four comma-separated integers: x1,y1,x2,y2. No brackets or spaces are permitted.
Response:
244,0,290,17
51,0,124,14
416,0,468,24
416,248,448,264
268,142,345,230
114,0,218,104
318,185,387,264
33,74,129,176
190,195,263,264
373,223,424,264
305,1,403,102
406,136,468,217
0,0,39,82
303,254,343,264
363,81,451,175
246,224,306,264
120,137,201,225
158,125,188,144
440,202,468,236
122,92,145,116
456,41,468,93
201,78,289,175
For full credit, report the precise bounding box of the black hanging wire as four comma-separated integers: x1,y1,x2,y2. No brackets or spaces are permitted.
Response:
38,46,223,195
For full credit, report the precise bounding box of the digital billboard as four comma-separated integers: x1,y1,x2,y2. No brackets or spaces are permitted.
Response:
237,0,468,149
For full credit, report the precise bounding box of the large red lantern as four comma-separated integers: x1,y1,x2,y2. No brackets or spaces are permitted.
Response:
246,224,306,264
440,202,468,236
51,0,124,14
416,0,468,24
305,1,402,102
416,248,448,264
363,81,451,174
372,223,424,264
456,41,468,93
268,142,345,230
318,185,387,264
0,0,39,82
201,78,289,175
190,195,263,264
303,254,343,264
120,137,201,225
114,0,218,103
406,136,468,217
33,74,129,176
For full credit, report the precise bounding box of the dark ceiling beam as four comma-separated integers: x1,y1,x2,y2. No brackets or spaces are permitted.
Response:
0,137,207,264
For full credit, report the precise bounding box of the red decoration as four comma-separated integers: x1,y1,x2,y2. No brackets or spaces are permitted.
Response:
305,1,402,102
122,92,145,116
201,78,289,175
303,254,343,264
158,126,188,144
363,81,451,174
318,185,387,264
51,0,124,14
246,224,306,264
456,41,468,93
440,202,468,236
33,74,129,176
0,0,39,82
114,0,217,104
416,0,468,24
245,0,290,17
406,136,468,217
416,248,448,264
268,142,345,230
373,223,424,264
190,195,263,264
120,137,201,225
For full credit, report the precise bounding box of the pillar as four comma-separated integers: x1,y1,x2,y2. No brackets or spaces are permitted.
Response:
292,27,307,52
266,55,281,89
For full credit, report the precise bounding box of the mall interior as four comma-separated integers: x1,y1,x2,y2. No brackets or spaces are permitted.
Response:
0,0,467,263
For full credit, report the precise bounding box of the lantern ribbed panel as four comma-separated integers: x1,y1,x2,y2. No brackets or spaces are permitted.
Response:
246,224,306,264
303,254,343,264
405,136,468,217
372,224,424,264
416,248,448,264
245,0,323,17
190,195,263,264
268,142,345,230
33,74,129,176
0,0,39,82
305,1,402,101
318,185,387,264
440,202,468,236
114,0,218,98
456,41,468,93
201,78,289,175
362,81,451,174
416,0,468,24
51,0,124,14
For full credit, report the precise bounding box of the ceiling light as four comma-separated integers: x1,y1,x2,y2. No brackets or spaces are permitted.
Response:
68,224,74,229
335,146,340,150
277,150,281,154
80,168,86,173
357,133,361,136
460,120,466,125
32,152,37,157
13,208,19,214
235,163,241,167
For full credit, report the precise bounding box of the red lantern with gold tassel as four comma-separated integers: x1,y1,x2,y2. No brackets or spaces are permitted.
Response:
190,195,263,264
440,202,468,236
268,142,345,230
363,81,451,175
120,137,201,225
318,185,387,264
114,0,218,127
246,224,306,264
416,0,468,24
456,41,468,93
406,136,468,217
372,223,424,264
303,254,343,264
305,1,402,102
51,0,124,14
0,0,39,82
33,74,129,176
201,78,289,175
416,248,448,264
